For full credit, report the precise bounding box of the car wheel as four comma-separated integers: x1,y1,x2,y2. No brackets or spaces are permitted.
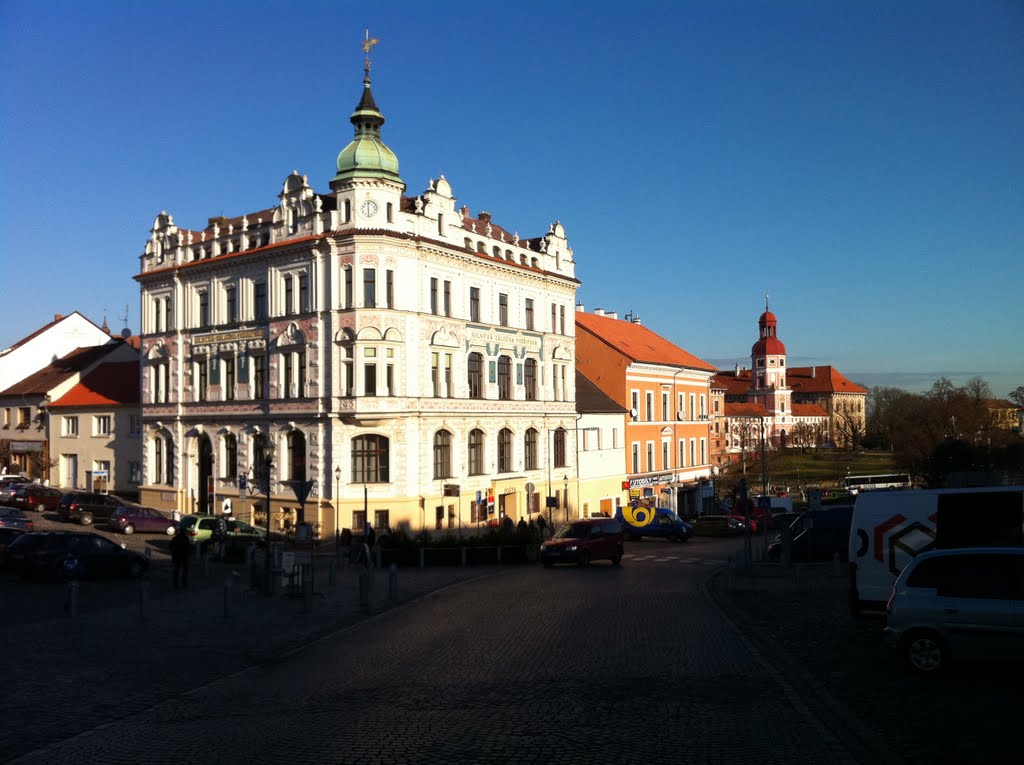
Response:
123,524,135,535
904,630,946,673
79,513,93,526
165,526,176,536
612,552,622,566
578,550,591,567
128,559,145,578
36,503,47,513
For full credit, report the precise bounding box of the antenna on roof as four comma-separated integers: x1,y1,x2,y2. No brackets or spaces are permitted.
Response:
118,304,131,339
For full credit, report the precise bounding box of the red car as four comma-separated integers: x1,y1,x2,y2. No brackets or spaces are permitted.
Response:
730,514,759,533
7,485,64,513
108,506,178,536
540,518,624,567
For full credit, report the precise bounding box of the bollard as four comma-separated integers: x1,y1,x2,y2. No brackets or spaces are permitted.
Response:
388,562,398,602
223,576,232,617
328,559,337,588
138,578,150,620
66,580,80,618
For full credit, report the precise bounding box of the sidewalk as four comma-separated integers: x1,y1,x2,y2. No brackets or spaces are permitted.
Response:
0,556,497,762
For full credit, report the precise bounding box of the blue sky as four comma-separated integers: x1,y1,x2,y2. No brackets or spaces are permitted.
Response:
2,0,1022,396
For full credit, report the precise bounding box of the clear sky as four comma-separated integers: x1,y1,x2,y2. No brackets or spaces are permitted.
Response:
2,0,1021,397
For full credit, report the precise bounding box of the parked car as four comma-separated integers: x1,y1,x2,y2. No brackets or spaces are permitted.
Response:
0,527,25,567
57,492,137,526
5,531,147,579
540,518,624,567
767,527,849,563
6,485,63,513
691,515,745,536
178,514,276,552
0,478,36,506
730,514,759,533
0,507,35,531
883,547,1024,673
109,506,177,536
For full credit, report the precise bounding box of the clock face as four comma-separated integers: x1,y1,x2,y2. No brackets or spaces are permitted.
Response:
360,199,379,218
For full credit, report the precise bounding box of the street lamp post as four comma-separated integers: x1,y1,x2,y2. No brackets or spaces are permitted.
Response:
563,474,569,523
334,466,342,558
262,443,275,597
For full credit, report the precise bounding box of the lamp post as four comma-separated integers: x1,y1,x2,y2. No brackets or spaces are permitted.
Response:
563,474,569,523
334,465,342,558
262,443,275,597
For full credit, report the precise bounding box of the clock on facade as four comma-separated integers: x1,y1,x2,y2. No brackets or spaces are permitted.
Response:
360,199,379,218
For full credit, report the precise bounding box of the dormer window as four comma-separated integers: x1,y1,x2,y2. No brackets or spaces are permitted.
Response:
756,359,765,367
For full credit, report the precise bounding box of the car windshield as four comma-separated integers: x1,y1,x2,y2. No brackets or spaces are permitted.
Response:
554,523,592,539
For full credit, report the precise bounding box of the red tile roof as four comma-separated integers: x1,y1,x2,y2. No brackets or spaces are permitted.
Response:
0,344,124,397
49,361,140,408
792,402,829,417
575,312,716,371
713,365,866,395
724,403,771,417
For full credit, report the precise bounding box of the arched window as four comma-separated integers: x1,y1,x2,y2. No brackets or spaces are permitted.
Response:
468,429,484,476
223,433,238,479
523,358,537,401
288,430,306,482
153,431,174,485
433,430,452,479
352,434,389,483
468,352,483,399
524,428,538,471
497,428,513,473
251,432,267,482
497,355,512,400
553,427,567,468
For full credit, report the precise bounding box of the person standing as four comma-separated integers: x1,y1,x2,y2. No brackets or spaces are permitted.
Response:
169,526,191,589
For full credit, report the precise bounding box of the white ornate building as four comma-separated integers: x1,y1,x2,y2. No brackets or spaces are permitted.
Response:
136,53,579,536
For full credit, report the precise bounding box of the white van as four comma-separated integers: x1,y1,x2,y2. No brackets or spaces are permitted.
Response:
847,486,1024,615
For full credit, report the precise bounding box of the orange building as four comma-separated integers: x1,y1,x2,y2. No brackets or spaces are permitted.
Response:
575,308,716,517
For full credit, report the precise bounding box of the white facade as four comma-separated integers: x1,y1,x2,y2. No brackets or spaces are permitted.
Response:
0,312,112,393
136,62,580,536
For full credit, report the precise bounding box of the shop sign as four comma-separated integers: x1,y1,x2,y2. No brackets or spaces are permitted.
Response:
628,474,673,489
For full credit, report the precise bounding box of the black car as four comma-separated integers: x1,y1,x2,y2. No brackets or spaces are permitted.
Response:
57,492,136,526
5,531,148,579
0,527,26,567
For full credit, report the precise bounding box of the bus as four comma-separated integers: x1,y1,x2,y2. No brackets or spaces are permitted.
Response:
844,473,912,495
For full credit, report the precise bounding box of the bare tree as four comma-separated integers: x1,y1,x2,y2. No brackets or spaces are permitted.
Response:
1008,386,1024,407
790,422,815,452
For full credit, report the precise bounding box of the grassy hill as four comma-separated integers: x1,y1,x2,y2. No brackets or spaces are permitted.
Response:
719,449,903,499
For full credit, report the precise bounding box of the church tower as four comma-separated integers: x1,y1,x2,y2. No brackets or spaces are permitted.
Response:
749,297,792,418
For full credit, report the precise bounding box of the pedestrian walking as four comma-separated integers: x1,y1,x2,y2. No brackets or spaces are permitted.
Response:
169,526,191,589
365,522,376,551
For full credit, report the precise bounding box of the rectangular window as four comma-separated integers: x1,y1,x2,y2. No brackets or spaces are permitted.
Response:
430,278,439,314
689,394,696,420
700,394,707,417
469,287,480,322
443,280,451,316
93,415,112,436
631,443,640,474
374,509,390,532
352,510,366,534
646,392,654,422
700,438,707,465
631,391,639,420
298,273,309,312
363,268,376,308
283,353,293,399
498,293,508,326
129,461,142,484
198,291,209,327
296,350,306,397
386,364,394,396
582,427,599,451
165,298,173,331
551,304,557,333
344,268,353,308
285,277,295,315
431,352,440,397
196,359,208,402
129,415,141,435
63,416,78,437
690,438,696,467
364,364,377,396
253,354,265,399
254,281,267,320
646,442,654,471
226,286,237,323
525,298,534,330
559,305,566,335
386,269,394,308
224,357,235,400
443,354,452,398
679,440,686,467
662,392,669,421
662,442,670,470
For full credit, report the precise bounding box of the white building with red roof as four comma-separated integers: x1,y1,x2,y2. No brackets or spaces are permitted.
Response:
136,46,580,534
0,311,113,393
710,301,867,468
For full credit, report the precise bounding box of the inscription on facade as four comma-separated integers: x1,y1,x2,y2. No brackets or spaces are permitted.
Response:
192,328,265,347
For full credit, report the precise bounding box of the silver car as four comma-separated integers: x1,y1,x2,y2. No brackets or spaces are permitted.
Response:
883,547,1024,673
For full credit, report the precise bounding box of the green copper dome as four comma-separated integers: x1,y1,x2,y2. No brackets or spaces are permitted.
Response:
332,75,401,186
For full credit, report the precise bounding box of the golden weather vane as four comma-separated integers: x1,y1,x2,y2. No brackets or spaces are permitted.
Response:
362,29,380,73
